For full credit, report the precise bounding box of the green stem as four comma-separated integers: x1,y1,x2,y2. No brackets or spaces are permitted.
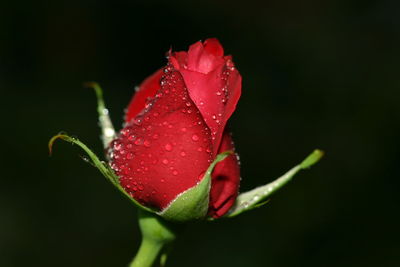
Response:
129,210,176,267
130,238,164,267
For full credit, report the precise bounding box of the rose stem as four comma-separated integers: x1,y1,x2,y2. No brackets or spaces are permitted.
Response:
129,210,176,267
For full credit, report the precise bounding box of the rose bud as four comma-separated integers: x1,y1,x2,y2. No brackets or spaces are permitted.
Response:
108,39,242,221
50,39,323,225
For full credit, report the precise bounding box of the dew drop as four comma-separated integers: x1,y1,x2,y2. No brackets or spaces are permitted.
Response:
172,170,179,176
114,141,122,151
162,159,169,165
192,134,199,141
134,138,143,145
164,143,173,151
144,140,151,147
180,151,186,157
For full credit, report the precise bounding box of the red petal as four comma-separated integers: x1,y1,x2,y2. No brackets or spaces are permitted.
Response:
203,38,224,57
209,131,241,218
170,39,242,155
186,40,225,74
179,64,242,155
109,65,213,211
124,68,164,123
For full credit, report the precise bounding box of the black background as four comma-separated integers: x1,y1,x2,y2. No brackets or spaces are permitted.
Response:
1,0,399,266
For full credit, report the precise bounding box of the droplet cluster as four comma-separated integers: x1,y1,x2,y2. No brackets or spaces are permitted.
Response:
108,65,213,210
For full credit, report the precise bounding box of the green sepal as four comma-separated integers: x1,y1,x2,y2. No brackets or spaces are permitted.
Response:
158,151,232,222
83,82,116,149
225,149,324,218
48,133,156,214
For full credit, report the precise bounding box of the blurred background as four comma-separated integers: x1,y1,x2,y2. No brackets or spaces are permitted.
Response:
1,0,399,266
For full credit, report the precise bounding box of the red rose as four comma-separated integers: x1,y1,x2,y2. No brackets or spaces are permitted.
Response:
109,38,242,219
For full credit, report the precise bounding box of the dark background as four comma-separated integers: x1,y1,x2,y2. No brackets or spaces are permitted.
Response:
1,0,399,266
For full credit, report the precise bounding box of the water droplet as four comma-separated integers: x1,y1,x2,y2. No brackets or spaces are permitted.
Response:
162,159,169,165
172,170,179,176
114,141,122,150
185,102,191,107
181,127,187,132
133,118,142,125
164,143,173,151
199,101,204,106
152,134,159,139
197,171,205,180
197,147,203,152
216,91,222,96
134,138,143,145
192,134,199,141
212,115,217,120
144,140,151,147
180,151,186,157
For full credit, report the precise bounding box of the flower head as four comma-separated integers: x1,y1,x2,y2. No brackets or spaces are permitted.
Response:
109,39,242,219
